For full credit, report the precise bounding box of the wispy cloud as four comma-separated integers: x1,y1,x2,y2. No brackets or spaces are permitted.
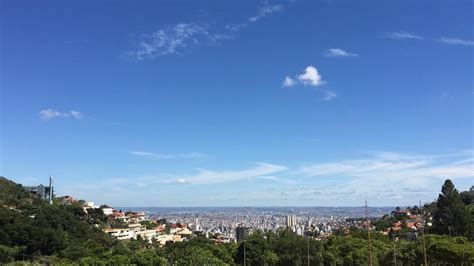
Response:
62,151,472,206
39,108,83,121
127,23,231,61
177,162,288,184
283,151,474,205
384,31,473,48
249,4,283,22
130,151,206,160
439,37,474,46
68,162,287,192
323,90,337,101
324,48,358,57
297,151,474,186
384,31,423,40
128,4,284,61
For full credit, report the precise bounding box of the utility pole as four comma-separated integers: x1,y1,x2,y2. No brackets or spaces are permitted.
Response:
366,200,373,266
243,242,246,266
48,176,53,204
420,200,428,266
307,238,310,266
393,241,397,266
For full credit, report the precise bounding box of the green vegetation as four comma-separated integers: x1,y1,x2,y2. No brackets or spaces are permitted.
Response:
431,180,472,238
0,177,473,265
0,177,35,208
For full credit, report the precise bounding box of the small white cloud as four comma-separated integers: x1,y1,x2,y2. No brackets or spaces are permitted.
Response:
384,31,423,40
323,90,338,101
249,5,283,22
297,66,324,86
39,108,83,121
439,37,474,46
282,67,336,101
177,179,187,184
324,48,358,57
39,109,66,120
282,76,296,87
69,111,83,119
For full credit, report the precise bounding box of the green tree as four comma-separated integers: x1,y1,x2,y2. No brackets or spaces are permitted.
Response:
130,250,167,265
432,179,470,237
0,245,22,263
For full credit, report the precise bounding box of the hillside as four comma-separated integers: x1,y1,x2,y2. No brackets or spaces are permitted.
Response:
0,178,473,265
0,176,34,208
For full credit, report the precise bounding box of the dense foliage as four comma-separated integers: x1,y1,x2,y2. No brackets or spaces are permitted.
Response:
0,177,473,265
0,177,35,208
431,180,471,237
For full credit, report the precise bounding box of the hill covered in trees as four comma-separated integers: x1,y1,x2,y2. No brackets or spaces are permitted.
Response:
0,176,36,208
0,177,473,265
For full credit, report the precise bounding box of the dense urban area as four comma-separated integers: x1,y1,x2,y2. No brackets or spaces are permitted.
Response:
0,176,473,264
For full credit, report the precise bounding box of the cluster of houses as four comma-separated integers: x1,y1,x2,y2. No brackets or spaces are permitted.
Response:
104,223,194,245
58,195,194,245
383,208,431,240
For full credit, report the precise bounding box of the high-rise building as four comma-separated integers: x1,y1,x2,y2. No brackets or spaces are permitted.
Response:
24,176,54,204
286,215,296,228
236,226,247,242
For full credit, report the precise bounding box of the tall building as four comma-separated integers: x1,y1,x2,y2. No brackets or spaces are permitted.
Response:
236,226,247,242
286,215,296,228
24,176,54,204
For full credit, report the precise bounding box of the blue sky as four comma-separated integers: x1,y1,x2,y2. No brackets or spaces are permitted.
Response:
1,0,473,207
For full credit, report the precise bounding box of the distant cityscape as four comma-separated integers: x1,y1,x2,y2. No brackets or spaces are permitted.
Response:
23,177,421,245
4,175,473,264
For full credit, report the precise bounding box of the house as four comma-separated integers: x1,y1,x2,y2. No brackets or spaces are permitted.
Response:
58,195,76,205
101,206,114,216
104,228,134,240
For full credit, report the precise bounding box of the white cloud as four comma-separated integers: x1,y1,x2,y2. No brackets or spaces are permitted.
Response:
129,151,206,160
249,4,283,22
384,31,423,40
282,76,296,87
61,151,472,206
323,90,337,101
129,4,284,61
287,151,474,205
128,23,231,60
298,151,474,186
297,66,324,86
178,162,288,184
39,108,83,121
282,66,333,100
439,37,474,46
384,32,474,48
324,48,358,57
69,111,83,119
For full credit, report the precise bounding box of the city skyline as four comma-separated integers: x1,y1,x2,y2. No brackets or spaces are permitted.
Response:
2,0,473,207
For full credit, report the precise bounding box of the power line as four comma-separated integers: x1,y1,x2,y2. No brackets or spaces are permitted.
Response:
366,200,373,266
420,200,428,266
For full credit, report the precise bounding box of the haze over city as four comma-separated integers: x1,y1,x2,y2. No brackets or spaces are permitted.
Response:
2,0,473,207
